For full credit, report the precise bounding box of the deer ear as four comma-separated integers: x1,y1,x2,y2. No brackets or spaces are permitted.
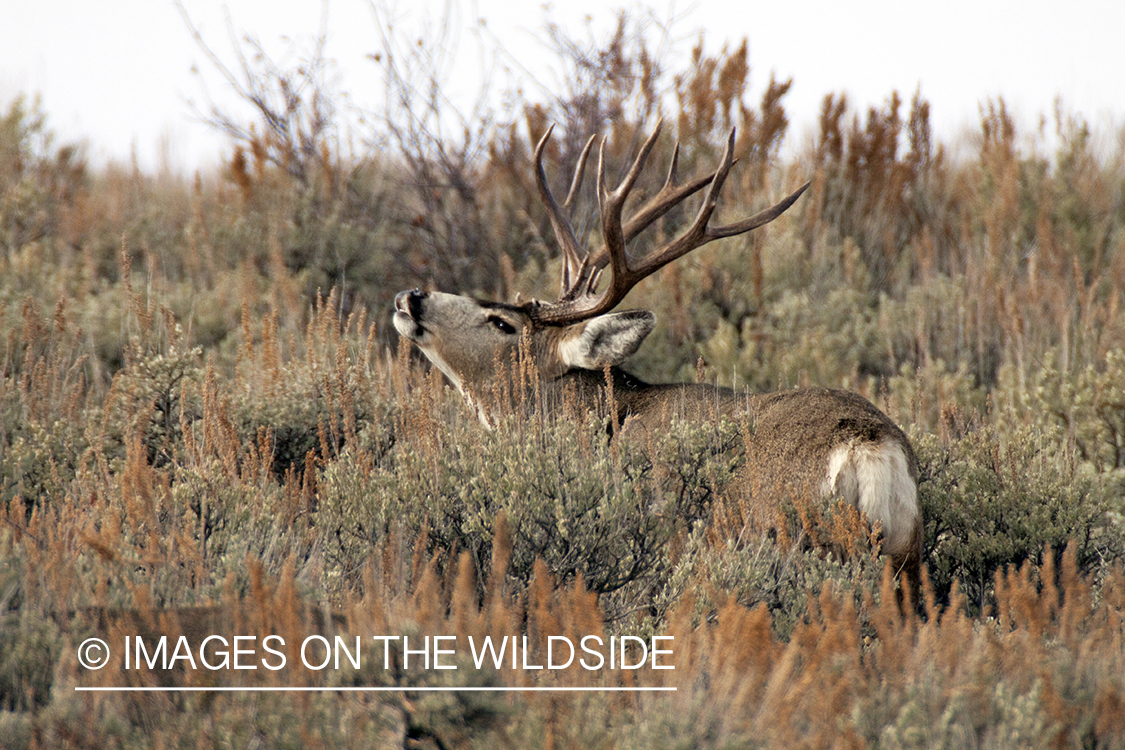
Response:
560,311,655,370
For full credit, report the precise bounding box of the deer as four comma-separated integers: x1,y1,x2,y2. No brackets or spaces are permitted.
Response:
392,122,923,591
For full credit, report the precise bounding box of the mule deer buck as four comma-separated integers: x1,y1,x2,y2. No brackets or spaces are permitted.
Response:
392,123,922,589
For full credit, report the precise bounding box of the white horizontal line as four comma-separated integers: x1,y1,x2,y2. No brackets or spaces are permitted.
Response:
75,686,676,693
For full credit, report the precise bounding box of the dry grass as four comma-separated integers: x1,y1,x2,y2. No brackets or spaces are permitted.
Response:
2,281,1122,746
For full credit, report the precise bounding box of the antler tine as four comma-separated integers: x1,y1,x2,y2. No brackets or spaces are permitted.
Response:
563,133,597,208
627,128,739,279
562,122,713,299
533,125,592,299
708,179,812,238
663,142,681,192
627,129,810,279
586,126,733,286
596,120,664,215
586,122,665,298
582,138,728,273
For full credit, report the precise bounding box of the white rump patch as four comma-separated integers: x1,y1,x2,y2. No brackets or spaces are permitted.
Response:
823,439,919,556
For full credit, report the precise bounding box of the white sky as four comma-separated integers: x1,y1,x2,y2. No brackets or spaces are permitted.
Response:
1,0,1122,174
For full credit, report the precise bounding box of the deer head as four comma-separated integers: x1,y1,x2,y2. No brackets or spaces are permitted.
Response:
393,122,809,415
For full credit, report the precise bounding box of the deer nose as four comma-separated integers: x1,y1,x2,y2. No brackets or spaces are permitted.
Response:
394,289,425,320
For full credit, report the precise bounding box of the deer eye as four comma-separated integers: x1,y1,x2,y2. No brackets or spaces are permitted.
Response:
487,316,517,335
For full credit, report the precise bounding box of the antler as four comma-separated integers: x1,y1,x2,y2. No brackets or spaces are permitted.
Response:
529,121,810,326
533,126,597,299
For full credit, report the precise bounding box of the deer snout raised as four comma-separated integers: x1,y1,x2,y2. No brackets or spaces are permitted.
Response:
393,289,427,339
395,288,425,315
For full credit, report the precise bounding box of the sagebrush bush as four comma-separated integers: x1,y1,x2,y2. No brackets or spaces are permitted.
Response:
318,407,744,622
997,346,1125,472
915,421,1123,612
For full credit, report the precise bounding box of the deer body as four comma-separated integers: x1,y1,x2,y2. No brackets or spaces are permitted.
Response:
392,124,923,587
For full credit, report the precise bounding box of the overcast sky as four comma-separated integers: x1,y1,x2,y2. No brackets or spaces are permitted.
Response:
1,0,1122,174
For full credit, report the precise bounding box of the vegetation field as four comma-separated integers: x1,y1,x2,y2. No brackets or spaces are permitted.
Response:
2,10,1124,748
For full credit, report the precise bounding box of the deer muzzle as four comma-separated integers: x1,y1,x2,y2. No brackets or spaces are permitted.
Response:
393,288,427,340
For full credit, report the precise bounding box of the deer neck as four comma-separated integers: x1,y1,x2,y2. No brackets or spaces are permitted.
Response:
548,367,751,431
465,365,752,431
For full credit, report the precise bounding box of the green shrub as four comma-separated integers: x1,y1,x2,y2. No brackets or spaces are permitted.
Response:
997,347,1125,472
660,529,886,640
915,422,1124,612
317,411,743,621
